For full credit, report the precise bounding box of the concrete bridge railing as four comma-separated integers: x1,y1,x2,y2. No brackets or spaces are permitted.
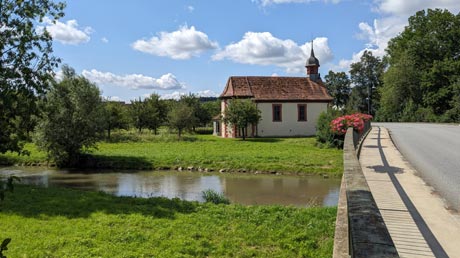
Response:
333,123,399,258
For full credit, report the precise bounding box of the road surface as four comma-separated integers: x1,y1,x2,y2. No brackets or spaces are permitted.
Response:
374,122,460,211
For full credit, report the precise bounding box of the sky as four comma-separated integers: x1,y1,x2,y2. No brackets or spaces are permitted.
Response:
45,0,460,102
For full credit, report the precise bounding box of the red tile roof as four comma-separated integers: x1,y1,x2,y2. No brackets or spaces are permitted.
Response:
220,76,333,102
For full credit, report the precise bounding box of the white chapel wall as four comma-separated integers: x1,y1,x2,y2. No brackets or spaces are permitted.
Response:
256,102,328,137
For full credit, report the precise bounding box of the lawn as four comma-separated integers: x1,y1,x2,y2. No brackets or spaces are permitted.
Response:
0,133,343,175
0,185,337,258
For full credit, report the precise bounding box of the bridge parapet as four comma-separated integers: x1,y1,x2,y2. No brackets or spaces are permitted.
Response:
333,123,399,258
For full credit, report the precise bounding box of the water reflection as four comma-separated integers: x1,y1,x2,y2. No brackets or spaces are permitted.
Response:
0,167,340,207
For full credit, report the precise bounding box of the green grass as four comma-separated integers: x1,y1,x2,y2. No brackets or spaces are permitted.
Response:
0,185,337,257
0,133,343,175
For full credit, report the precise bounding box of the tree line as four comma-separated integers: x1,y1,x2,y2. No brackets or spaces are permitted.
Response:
325,8,460,123
34,66,220,166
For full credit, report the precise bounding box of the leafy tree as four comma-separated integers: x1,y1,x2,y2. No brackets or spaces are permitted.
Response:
348,51,385,116
130,98,147,133
382,9,460,122
180,94,201,130
201,100,221,126
102,101,129,139
168,101,196,139
223,99,261,140
0,0,65,154
144,93,168,134
35,66,103,166
324,71,351,109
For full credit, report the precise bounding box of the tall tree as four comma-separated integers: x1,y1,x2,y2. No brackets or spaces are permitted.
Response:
348,50,385,116
382,8,460,122
223,99,261,140
35,66,103,166
0,0,65,154
324,71,351,109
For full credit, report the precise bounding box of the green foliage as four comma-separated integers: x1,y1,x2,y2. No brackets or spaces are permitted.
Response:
381,8,460,122
348,51,386,116
35,66,103,167
223,99,261,140
144,94,168,134
101,101,130,139
0,0,65,154
201,189,230,204
0,185,336,257
168,100,197,139
194,127,214,135
316,109,343,148
0,134,343,175
324,71,351,109
0,176,19,258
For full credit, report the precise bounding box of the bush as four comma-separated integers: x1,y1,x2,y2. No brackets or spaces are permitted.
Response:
194,127,213,135
316,109,343,148
316,110,372,149
201,189,230,205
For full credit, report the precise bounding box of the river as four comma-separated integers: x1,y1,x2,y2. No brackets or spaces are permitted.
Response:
0,166,341,207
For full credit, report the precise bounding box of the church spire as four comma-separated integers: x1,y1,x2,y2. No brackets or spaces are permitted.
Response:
306,40,320,81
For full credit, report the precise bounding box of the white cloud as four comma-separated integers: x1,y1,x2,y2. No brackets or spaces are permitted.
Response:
196,90,218,98
81,69,186,90
187,5,195,12
213,32,333,73
271,73,279,77
132,25,218,59
336,0,460,70
375,0,460,16
103,96,125,102
254,0,340,7
101,37,109,43
160,90,218,100
40,17,92,45
160,91,186,100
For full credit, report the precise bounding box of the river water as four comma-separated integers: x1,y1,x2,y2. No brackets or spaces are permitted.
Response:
0,167,340,207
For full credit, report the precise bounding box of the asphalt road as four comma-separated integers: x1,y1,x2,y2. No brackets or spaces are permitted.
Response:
374,122,460,211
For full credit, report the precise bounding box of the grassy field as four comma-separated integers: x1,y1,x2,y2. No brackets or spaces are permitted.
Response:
0,132,343,175
0,185,336,257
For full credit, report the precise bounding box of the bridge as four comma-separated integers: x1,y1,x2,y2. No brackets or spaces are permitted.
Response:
333,124,460,258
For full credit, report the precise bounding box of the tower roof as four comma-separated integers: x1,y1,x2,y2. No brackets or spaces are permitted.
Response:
306,42,320,67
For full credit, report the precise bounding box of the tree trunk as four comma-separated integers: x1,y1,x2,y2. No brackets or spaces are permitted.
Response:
107,127,111,140
242,126,246,140
178,128,182,140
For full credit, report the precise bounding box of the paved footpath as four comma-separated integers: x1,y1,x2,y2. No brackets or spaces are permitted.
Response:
359,126,460,258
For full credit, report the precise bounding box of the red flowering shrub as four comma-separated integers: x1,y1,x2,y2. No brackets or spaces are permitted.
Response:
330,113,372,135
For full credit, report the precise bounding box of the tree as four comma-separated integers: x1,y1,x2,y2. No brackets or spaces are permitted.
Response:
168,101,196,139
348,50,385,116
223,99,261,140
200,100,221,127
130,98,147,133
324,71,351,109
102,101,129,139
144,93,168,134
0,0,65,154
382,8,460,122
180,94,201,130
35,66,103,166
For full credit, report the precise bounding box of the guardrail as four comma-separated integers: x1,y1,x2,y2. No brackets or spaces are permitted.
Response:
333,122,399,258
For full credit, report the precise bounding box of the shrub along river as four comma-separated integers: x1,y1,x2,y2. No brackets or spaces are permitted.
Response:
0,166,340,207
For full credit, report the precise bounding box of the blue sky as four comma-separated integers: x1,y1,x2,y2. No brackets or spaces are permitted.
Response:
46,0,459,102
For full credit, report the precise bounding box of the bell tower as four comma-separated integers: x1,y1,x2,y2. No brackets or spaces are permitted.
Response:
305,41,320,81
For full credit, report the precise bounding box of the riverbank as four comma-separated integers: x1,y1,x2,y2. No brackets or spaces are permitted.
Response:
1,184,336,257
0,135,343,176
